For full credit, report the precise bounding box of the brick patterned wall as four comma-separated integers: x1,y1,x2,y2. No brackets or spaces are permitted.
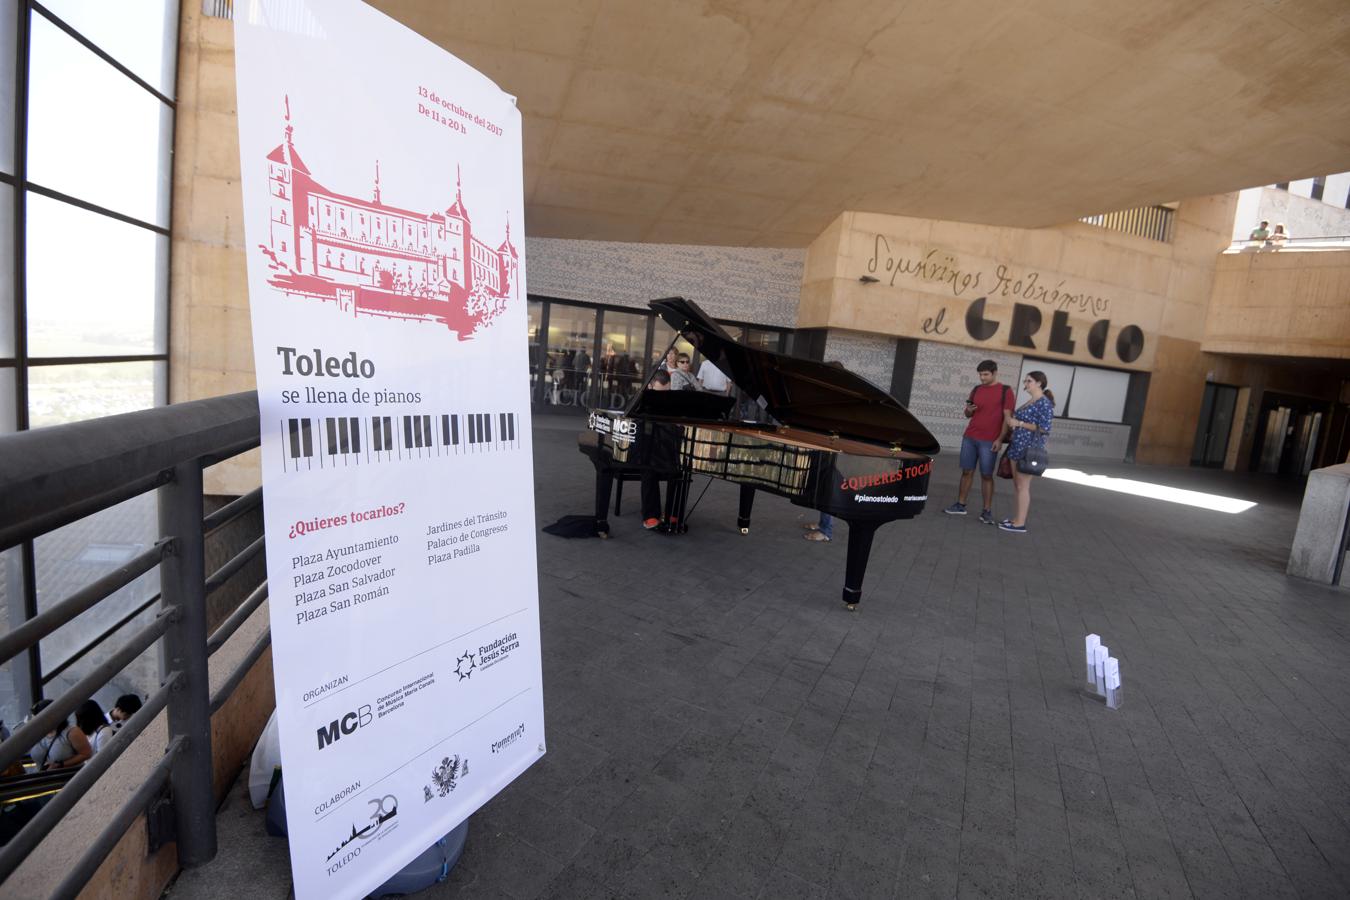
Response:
822,329,898,391
910,342,1024,451
908,340,1130,460
524,237,804,328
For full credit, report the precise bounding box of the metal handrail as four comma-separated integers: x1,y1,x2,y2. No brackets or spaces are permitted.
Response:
1231,234,1350,246
50,736,184,900
204,535,265,595
40,593,162,686
0,392,260,550
203,487,263,535
0,674,181,884
207,581,269,655
0,609,174,775
211,630,273,715
0,390,268,893
0,539,171,667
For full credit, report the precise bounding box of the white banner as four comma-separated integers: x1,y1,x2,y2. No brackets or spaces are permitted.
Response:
234,3,543,898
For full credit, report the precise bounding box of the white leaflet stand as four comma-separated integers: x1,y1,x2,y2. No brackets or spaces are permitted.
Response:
1093,644,1110,697
1085,634,1101,693
1105,657,1123,710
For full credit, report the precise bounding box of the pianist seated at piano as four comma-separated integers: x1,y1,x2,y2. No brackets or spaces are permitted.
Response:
579,297,942,607
641,371,681,529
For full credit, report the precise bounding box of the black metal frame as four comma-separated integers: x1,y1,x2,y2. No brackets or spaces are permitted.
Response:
2,0,180,717
1078,204,1175,243
0,391,265,890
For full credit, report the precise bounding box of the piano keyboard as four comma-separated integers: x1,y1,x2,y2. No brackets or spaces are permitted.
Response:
280,412,521,472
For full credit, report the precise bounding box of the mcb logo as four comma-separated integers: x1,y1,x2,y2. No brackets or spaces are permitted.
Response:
317,706,372,750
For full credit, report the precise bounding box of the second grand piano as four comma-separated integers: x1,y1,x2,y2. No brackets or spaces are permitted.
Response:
580,297,941,609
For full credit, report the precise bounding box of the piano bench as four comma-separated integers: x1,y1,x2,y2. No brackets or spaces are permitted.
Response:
611,469,643,516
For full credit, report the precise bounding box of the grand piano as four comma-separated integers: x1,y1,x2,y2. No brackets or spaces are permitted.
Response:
578,297,940,609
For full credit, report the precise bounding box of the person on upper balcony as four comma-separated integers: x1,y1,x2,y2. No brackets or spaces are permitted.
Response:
1269,223,1290,247
1249,220,1271,243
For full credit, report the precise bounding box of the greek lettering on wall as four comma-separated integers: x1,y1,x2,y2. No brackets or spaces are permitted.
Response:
863,234,1153,368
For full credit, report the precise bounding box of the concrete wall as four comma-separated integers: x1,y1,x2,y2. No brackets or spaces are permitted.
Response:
525,237,803,327
171,3,257,496
799,194,1237,464
1205,249,1350,359
1231,185,1350,243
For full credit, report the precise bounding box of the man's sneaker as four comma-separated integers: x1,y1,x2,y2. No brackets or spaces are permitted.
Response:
979,509,994,525
943,502,967,516
998,521,1027,534
643,518,660,529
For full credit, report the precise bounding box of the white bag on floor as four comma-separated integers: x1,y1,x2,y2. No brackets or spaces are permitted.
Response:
248,710,281,809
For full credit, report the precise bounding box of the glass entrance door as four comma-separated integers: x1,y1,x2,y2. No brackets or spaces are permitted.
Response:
1190,383,1239,467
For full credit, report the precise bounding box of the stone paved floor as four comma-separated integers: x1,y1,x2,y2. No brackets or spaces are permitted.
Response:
173,417,1350,899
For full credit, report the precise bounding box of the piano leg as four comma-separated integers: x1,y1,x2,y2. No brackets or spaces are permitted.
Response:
842,521,879,609
737,484,755,534
664,469,691,534
594,467,614,538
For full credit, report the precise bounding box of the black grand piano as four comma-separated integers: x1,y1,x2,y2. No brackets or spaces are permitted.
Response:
578,298,940,609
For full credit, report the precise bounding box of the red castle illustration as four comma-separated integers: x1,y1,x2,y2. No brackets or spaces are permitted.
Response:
258,97,518,339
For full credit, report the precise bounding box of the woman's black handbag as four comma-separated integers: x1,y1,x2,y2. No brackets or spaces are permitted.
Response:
1017,446,1048,476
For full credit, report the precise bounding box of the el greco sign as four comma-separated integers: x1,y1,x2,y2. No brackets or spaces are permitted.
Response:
848,229,1162,370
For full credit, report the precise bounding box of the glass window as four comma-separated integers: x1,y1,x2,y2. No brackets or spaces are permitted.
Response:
26,193,168,356
0,183,12,356
0,544,24,728
1017,359,1076,411
35,493,162,713
542,304,596,409
1311,176,1325,202
27,359,164,428
526,298,543,402
0,366,13,432
745,328,784,353
651,318,696,382
27,14,174,226
1065,366,1129,423
0,0,16,174
596,309,647,410
38,0,179,97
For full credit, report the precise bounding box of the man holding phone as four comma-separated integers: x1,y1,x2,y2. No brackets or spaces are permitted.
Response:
944,360,1014,524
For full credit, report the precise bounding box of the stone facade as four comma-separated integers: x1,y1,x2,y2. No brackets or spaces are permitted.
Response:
909,342,1023,453
524,237,804,327
821,329,897,392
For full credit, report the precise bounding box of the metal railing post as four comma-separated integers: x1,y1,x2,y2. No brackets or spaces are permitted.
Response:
157,461,217,866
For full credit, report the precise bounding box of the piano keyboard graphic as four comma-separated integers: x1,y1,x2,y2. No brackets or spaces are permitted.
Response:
281,412,520,472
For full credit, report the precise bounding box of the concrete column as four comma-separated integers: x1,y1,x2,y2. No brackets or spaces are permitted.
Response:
1287,463,1350,585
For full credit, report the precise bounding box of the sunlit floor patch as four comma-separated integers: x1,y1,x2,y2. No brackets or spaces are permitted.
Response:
1043,468,1258,514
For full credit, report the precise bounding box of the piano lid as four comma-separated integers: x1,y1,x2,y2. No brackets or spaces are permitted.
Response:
649,297,941,455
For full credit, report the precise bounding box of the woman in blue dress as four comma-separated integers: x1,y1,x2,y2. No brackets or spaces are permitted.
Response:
1000,371,1054,534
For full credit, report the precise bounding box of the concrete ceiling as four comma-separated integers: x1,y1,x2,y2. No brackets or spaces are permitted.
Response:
371,0,1350,248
